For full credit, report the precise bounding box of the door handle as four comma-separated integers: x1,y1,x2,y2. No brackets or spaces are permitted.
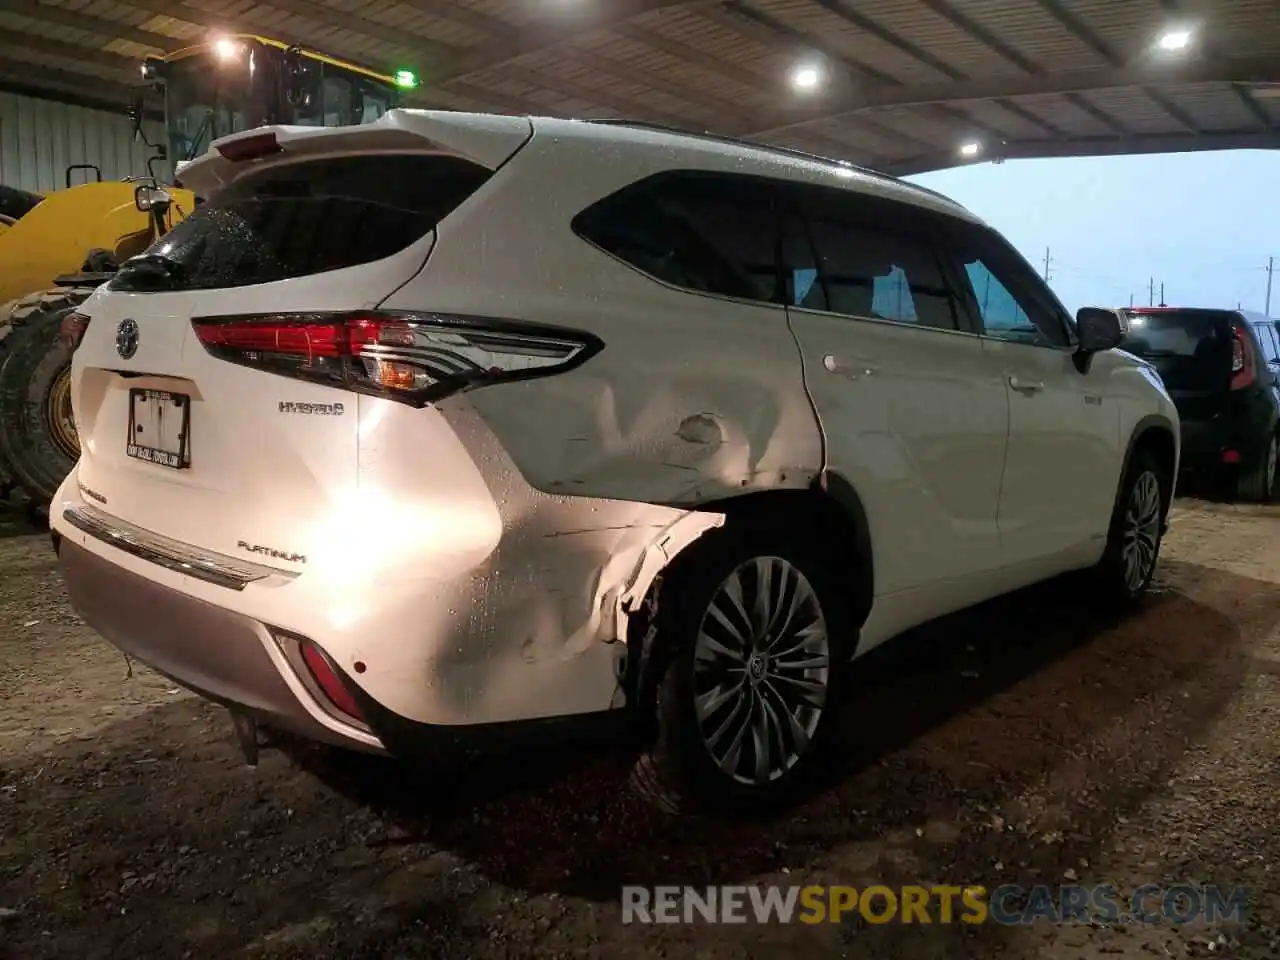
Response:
1007,375,1045,394
824,354,879,379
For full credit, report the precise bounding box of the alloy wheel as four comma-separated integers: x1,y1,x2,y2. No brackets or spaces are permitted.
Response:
1121,471,1161,592
691,556,831,786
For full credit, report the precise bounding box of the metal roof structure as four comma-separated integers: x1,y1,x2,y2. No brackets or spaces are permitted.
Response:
0,0,1276,176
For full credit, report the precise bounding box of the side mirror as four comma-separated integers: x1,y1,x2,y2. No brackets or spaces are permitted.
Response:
135,184,172,213
1076,307,1125,354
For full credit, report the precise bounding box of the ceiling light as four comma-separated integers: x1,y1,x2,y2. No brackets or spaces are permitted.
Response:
790,63,822,92
959,141,982,158
1157,28,1192,51
213,37,243,61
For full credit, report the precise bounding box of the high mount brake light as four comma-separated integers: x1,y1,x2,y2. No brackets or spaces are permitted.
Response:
191,311,603,406
215,131,282,163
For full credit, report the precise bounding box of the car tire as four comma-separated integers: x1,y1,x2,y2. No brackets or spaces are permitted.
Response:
1094,448,1166,604
1236,432,1278,503
630,522,851,817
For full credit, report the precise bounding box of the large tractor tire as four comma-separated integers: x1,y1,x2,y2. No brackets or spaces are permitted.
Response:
0,287,94,514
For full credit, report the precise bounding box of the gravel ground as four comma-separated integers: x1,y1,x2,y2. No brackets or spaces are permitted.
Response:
1,498,1278,959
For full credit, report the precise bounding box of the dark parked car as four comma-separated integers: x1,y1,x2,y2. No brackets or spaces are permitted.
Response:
1120,307,1280,501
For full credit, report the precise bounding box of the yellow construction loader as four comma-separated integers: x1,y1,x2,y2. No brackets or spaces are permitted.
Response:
0,35,411,517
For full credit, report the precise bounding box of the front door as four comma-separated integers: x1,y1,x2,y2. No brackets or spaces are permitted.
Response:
948,226,1119,570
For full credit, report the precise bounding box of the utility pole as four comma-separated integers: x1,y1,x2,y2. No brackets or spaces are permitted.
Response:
1129,293,1135,308
1159,282,1166,307
1266,256,1274,318
1149,277,1155,307
1043,246,1052,283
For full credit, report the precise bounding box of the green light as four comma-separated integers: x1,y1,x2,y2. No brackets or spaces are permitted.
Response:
394,69,419,89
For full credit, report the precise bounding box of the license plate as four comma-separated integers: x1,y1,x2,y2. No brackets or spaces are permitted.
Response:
126,388,190,469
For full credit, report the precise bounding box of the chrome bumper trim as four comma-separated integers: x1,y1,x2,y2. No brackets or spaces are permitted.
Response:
60,502,287,591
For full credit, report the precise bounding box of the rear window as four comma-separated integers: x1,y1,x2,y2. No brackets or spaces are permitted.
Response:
1121,310,1234,390
110,154,491,292
571,171,783,304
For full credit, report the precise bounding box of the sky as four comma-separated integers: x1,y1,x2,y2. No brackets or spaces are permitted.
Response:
907,149,1278,319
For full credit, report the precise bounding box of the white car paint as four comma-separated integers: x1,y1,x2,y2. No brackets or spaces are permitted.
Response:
52,109,1177,760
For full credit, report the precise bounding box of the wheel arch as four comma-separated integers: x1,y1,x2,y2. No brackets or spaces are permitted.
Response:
620,468,876,714
1119,415,1178,523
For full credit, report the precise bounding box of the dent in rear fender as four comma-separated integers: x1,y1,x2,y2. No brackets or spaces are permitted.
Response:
455,334,826,504
311,397,728,726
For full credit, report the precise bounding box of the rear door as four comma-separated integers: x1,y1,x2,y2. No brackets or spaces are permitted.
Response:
1120,309,1234,424
781,184,1008,597
70,118,531,557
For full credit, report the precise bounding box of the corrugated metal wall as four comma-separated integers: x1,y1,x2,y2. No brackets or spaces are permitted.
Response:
0,90,168,194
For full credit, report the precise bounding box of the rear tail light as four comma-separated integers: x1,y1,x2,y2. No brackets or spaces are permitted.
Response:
299,642,365,723
58,311,90,352
192,311,603,406
1230,321,1255,390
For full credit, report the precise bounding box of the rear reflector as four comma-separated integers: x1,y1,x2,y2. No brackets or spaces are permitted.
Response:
192,311,603,406
1223,449,1241,464
300,642,365,722
215,131,282,163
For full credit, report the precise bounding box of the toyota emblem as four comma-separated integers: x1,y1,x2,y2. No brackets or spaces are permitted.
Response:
115,318,139,360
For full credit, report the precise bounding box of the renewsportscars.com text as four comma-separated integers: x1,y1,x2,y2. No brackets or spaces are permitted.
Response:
622,884,1249,926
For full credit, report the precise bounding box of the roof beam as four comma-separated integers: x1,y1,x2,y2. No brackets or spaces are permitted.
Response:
499,64,696,128
1030,0,1198,132
888,128,1280,176
0,0,175,52
747,54,1280,137
0,62,138,111
432,0,717,85
0,25,132,71
910,0,1125,136
714,2,1005,147
1156,0,1272,129
561,49,752,124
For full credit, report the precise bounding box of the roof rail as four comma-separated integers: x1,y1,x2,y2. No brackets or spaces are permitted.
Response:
581,118,964,210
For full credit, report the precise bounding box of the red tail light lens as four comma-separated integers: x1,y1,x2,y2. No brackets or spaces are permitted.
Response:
58,311,90,352
192,311,603,406
300,642,365,722
1230,322,1254,390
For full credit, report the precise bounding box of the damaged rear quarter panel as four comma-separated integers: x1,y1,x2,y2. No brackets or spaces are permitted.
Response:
380,132,825,506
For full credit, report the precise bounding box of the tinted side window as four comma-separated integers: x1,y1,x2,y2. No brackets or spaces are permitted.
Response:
111,155,490,292
948,226,1072,348
1252,322,1280,364
572,172,782,304
789,187,960,331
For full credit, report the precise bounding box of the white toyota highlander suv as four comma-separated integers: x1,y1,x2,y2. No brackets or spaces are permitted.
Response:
51,110,1178,815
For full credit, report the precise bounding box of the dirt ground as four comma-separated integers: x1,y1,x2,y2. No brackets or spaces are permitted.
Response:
2,498,1278,959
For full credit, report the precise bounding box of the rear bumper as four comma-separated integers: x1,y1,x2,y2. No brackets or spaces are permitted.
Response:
58,536,385,754
1178,419,1270,473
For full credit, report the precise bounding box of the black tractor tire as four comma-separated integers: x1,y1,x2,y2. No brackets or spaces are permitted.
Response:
629,520,854,817
0,291,89,509
1093,448,1168,605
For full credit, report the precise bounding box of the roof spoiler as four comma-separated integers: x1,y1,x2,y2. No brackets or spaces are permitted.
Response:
177,109,534,196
